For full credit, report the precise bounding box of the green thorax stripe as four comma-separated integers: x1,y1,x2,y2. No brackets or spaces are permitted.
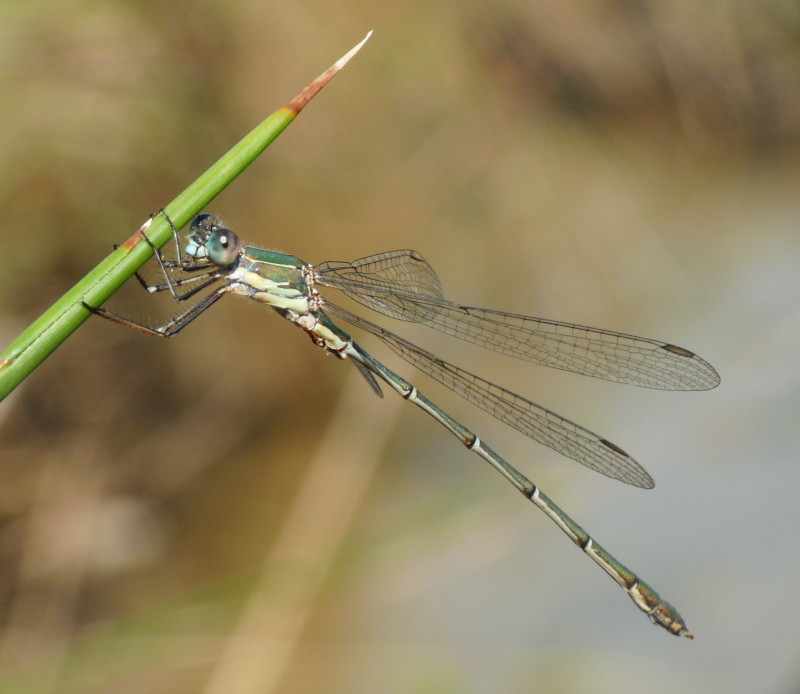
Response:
240,247,309,297
242,247,306,268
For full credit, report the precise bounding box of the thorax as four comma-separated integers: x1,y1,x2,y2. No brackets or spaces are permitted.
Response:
225,247,311,314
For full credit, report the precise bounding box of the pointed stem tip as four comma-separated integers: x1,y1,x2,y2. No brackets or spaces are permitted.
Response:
335,30,373,70
285,31,373,115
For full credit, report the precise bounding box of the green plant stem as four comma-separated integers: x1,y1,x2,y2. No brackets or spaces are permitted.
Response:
0,32,371,402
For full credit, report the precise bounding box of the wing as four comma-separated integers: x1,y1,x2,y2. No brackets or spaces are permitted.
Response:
325,303,655,488
318,250,719,391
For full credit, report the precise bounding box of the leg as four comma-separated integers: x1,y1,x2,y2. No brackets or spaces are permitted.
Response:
135,270,227,302
83,286,228,337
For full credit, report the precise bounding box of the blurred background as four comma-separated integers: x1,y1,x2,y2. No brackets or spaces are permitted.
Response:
1,1,799,692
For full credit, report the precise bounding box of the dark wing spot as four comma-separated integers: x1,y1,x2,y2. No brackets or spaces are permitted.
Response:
662,344,695,358
600,438,629,457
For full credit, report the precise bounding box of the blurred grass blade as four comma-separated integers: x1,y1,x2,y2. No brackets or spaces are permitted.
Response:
0,31,372,402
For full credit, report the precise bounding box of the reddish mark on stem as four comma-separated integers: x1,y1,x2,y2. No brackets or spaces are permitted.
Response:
120,216,154,250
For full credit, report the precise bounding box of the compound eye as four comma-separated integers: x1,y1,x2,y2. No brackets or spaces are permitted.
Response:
189,213,219,233
185,213,222,259
206,228,241,265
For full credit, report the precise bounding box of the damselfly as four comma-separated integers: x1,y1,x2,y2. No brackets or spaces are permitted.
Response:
86,211,719,637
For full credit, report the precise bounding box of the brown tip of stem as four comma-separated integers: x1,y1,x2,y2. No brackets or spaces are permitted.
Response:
285,30,372,115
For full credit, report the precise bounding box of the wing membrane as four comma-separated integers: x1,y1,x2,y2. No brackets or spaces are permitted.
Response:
318,250,720,391
325,303,654,488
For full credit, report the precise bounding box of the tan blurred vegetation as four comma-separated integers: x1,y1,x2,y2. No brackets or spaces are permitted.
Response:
0,1,799,693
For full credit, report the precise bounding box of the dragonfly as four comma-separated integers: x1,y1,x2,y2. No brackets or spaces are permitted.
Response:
86,211,719,638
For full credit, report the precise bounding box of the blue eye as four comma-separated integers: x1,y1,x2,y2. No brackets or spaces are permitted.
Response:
206,228,241,265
